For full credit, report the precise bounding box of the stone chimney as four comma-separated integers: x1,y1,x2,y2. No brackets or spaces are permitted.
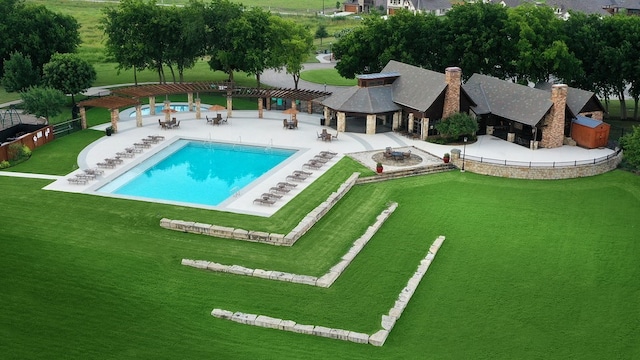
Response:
442,67,462,119
540,84,567,149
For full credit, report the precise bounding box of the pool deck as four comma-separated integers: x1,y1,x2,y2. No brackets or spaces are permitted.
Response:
39,107,614,217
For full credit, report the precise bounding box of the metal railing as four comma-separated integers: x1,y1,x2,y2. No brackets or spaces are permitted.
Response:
52,118,82,137
461,148,622,168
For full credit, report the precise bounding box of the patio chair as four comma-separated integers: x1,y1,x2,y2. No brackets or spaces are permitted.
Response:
384,147,393,159
317,131,323,140
283,119,288,129
403,150,411,159
331,132,338,140
206,116,213,124
173,120,181,129
253,197,276,206
293,119,298,129
220,116,228,125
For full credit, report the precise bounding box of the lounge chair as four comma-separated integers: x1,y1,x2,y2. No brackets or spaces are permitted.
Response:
320,151,337,156
262,192,283,199
84,168,104,176
276,182,297,188
293,170,312,176
253,197,276,206
96,162,115,169
286,173,309,182
302,161,322,170
67,177,88,185
312,156,329,163
270,186,290,194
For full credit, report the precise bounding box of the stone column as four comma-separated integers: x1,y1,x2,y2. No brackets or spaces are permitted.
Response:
164,100,171,122
266,92,271,110
324,107,330,121
421,118,429,140
135,104,142,127
337,112,346,132
258,98,264,118
110,109,119,132
307,100,312,114
195,98,201,119
187,92,194,111
442,67,462,119
226,90,233,118
392,111,400,130
540,84,567,149
291,99,297,121
149,97,156,115
408,113,414,133
80,107,87,129
366,114,376,135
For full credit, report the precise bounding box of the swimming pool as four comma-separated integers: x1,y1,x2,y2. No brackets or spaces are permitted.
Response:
97,140,296,206
129,104,194,117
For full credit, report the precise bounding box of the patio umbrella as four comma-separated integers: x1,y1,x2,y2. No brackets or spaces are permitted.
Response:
208,104,226,117
283,107,299,120
162,108,177,121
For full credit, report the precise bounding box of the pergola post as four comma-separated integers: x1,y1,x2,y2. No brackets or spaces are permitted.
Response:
258,98,264,118
323,106,330,123
421,118,429,140
149,96,156,115
408,113,414,133
337,112,346,132
266,91,271,110
226,89,233,118
187,92,193,111
110,109,119,132
366,114,376,135
195,98,201,119
80,107,87,129
164,100,171,122
392,111,401,130
307,100,312,114
291,99,297,121
135,104,143,127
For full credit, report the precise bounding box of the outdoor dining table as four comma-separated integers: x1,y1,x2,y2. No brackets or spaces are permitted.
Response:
391,151,404,160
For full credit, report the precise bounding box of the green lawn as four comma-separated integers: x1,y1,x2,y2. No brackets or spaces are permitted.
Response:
300,68,358,86
1,135,639,358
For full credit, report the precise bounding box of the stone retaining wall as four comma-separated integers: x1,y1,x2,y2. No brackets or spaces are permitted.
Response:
450,150,623,179
160,172,360,246
210,236,446,346
182,202,398,288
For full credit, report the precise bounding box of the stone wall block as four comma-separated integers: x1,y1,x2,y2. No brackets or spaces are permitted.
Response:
160,218,172,228
268,233,285,243
193,260,210,269
347,331,370,344
293,324,315,334
249,231,270,242
253,269,272,279
280,320,297,331
181,259,195,266
313,326,333,338
369,329,389,347
206,262,229,272
228,265,254,276
381,315,397,331
335,329,350,341
388,307,402,319
232,228,249,240
211,308,233,319
192,222,211,234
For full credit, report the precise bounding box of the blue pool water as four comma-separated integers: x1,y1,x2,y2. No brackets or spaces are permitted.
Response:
97,140,295,206
129,104,194,117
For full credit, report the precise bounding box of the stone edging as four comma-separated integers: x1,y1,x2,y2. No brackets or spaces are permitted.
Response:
160,172,361,246
181,202,398,288
209,236,445,346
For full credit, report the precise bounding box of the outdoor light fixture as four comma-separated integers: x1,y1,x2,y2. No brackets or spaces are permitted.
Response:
324,83,327,92
462,137,468,172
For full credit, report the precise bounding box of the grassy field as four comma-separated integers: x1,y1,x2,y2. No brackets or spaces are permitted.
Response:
1,128,640,358
300,68,358,86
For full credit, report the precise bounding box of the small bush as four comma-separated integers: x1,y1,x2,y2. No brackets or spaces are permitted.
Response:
0,160,10,169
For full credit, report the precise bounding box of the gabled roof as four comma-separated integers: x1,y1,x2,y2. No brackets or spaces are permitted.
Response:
573,115,609,128
321,85,400,113
381,60,447,112
410,0,454,10
463,74,552,126
546,0,611,15
535,82,605,115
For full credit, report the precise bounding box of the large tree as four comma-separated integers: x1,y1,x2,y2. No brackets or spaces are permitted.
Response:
165,2,207,83
0,0,80,77
42,53,96,105
20,86,66,121
1,51,39,92
231,7,273,88
270,16,315,89
204,0,244,82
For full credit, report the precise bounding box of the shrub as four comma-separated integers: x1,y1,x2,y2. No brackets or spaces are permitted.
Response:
435,112,478,140
0,160,10,169
620,125,640,170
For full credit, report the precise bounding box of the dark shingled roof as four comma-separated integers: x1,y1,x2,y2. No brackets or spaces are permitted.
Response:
535,82,604,116
410,0,454,11
382,60,447,113
321,85,400,113
463,74,552,126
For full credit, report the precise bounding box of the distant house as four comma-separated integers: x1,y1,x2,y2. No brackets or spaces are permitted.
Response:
344,0,385,13
387,0,453,15
321,60,606,149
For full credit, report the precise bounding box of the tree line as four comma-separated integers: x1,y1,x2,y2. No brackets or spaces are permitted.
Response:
101,0,314,89
333,3,640,119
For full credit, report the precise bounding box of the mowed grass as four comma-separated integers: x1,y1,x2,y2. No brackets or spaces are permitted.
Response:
1,144,639,359
300,68,358,85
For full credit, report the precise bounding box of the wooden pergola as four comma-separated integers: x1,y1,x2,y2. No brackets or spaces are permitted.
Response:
78,82,331,132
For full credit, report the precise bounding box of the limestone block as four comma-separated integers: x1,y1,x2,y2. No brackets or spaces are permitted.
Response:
192,260,210,269
170,219,188,230
313,326,333,338
280,320,297,331
425,253,435,261
407,278,421,290
316,272,338,288
330,260,350,274
334,329,350,341
268,233,285,243
381,315,397,331
181,259,195,266
255,315,280,328
249,230,269,242
253,269,273,279
182,221,196,232
434,235,445,248
236,313,257,325
292,275,317,286
232,228,249,240
353,237,368,248
341,249,358,262
192,222,211,234
211,308,233,319
160,218,172,228
388,307,402,318
394,299,408,312
369,329,389,347
347,331,370,344
269,271,286,280
209,225,235,237
231,312,250,324
293,324,314,334
277,272,294,282
228,265,254,276
206,262,229,272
